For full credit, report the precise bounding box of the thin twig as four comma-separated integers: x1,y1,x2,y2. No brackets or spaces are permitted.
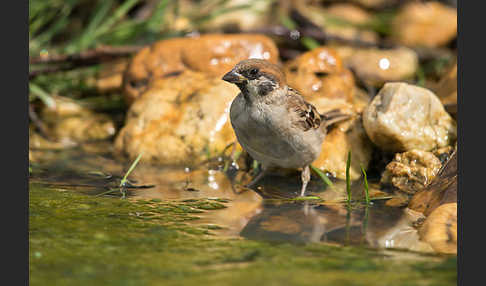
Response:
29,45,143,79
28,104,52,141
30,45,143,65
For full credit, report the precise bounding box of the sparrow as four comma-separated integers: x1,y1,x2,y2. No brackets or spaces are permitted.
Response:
222,59,349,196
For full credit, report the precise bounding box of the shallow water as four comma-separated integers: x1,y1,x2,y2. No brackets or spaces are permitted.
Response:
29,142,457,285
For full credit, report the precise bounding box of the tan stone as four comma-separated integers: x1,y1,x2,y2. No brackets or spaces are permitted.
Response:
312,114,373,180
363,82,457,152
284,47,356,103
123,34,279,104
344,47,419,86
115,70,239,165
381,150,442,195
392,1,457,48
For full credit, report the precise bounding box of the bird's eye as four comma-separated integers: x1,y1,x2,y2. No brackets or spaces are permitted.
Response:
249,68,259,76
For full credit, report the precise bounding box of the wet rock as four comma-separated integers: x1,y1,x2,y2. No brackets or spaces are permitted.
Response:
418,203,457,254
363,82,457,152
284,47,356,103
381,150,442,195
115,70,238,165
312,114,373,181
338,46,419,87
409,147,457,216
293,1,379,45
391,1,457,48
123,34,279,104
39,96,116,146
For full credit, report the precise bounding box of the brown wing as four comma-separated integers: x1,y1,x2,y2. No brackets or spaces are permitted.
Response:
286,87,322,131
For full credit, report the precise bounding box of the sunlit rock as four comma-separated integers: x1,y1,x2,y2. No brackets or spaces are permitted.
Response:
381,150,442,195
284,47,356,103
337,46,419,87
312,113,373,181
391,1,457,48
123,34,279,104
363,82,456,152
115,70,239,165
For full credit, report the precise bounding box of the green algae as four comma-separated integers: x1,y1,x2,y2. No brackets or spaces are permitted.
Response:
29,184,456,286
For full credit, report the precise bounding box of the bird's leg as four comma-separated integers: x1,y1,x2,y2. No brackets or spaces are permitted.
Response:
245,167,267,189
300,165,311,197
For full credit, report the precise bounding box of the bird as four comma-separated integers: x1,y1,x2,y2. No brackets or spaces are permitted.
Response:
222,59,349,197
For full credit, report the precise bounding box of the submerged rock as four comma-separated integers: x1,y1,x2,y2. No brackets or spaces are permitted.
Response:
391,1,457,48
284,47,356,103
122,34,279,104
363,82,457,152
381,150,442,195
338,46,419,87
115,70,238,165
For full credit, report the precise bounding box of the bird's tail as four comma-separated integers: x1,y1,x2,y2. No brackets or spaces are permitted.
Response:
320,109,352,129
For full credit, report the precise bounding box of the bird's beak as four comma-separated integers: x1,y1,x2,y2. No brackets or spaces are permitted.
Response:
222,70,246,84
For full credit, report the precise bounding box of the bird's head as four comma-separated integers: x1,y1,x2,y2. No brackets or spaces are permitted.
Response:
222,59,287,101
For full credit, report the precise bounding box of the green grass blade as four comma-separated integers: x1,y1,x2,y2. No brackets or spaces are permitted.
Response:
310,165,333,187
360,164,370,205
146,0,170,32
300,37,320,50
120,153,143,187
29,83,56,108
95,0,140,38
346,151,352,203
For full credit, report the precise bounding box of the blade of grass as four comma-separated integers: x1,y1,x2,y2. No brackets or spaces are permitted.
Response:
360,164,370,205
95,0,140,38
300,36,320,50
76,0,115,50
310,165,333,187
346,151,352,205
29,82,56,108
120,152,143,187
146,0,170,32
